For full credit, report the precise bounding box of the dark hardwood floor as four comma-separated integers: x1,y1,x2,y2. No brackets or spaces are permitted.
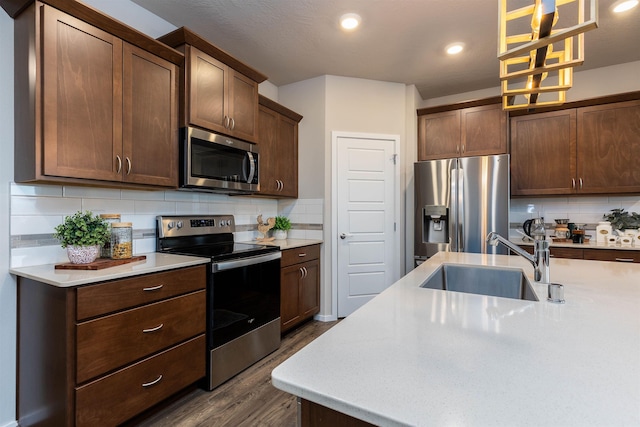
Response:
136,320,338,427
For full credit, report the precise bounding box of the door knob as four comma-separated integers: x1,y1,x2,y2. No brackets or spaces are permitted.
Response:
340,233,353,239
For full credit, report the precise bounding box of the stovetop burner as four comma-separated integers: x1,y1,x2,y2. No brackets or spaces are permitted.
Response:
156,215,278,261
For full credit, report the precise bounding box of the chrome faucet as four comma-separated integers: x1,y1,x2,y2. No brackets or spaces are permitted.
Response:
486,231,550,284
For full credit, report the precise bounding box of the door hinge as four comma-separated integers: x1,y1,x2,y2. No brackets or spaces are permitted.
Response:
394,222,397,231
392,154,398,165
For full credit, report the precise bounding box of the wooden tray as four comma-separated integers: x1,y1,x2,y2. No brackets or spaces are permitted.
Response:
55,255,147,270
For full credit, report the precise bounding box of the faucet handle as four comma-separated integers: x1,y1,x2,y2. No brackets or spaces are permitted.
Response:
547,283,565,304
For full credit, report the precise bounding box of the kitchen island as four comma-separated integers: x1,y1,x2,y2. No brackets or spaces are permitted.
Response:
271,252,640,426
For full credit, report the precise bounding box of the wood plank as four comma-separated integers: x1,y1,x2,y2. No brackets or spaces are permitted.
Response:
55,255,146,270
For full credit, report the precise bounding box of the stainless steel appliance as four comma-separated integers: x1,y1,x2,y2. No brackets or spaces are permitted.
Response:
414,155,510,264
181,127,259,193
157,215,281,390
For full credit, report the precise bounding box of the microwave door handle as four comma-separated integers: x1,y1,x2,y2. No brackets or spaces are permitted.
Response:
245,152,256,183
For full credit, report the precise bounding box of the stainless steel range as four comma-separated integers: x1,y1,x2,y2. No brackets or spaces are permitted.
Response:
156,215,281,390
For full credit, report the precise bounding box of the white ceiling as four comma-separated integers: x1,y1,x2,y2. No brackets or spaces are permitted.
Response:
130,0,640,100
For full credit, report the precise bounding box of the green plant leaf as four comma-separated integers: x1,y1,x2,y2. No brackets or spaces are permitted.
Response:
53,211,111,248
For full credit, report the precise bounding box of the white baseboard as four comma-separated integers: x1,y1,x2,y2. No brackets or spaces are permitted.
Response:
314,313,338,322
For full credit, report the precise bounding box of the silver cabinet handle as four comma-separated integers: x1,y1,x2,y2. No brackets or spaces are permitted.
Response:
116,155,122,173
230,117,235,130
298,253,307,257
303,267,308,278
142,284,164,292
300,267,304,279
126,157,132,175
571,178,576,189
224,116,229,129
142,323,164,333
579,178,583,189
142,375,163,388
461,144,465,153
615,258,634,263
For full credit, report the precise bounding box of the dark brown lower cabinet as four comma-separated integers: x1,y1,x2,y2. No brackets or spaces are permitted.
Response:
17,265,206,427
281,244,321,333
300,399,375,427
517,244,639,263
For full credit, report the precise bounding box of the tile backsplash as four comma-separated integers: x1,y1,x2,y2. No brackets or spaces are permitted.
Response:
9,182,324,268
509,195,640,238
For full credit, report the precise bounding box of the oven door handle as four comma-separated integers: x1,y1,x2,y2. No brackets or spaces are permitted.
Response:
211,251,281,272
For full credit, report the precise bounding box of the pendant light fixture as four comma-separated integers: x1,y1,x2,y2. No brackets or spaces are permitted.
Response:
498,0,598,110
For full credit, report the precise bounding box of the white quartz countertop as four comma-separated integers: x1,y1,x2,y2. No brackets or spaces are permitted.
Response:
272,252,640,426
10,252,211,287
242,238,323,250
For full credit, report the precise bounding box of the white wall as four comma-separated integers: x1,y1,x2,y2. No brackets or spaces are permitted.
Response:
0,9,17,427
279,76,409,318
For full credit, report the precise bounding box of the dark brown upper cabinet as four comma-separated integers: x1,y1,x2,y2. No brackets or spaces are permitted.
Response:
258,95,303,198
510,97,640,196
158,27,268,143
13,1,181,189
417,99,507,161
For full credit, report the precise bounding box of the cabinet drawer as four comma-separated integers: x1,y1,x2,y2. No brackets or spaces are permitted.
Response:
583,249,639,263
75,334,205,427
550,247,583,259
281,245,320,267
76,265,206,320
76,290,205,383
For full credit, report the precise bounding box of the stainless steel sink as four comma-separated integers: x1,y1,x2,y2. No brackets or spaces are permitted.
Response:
421,264,538,301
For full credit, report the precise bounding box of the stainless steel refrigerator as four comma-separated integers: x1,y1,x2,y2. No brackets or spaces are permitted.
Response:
414,154,510,264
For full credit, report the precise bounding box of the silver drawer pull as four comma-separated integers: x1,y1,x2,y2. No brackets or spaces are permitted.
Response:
298,253,306,257
142,374,163,388
142,323,164,333
615,258,634,263
142,284,164,292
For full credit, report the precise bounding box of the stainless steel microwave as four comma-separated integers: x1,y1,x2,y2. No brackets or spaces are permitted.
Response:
181,127,259,193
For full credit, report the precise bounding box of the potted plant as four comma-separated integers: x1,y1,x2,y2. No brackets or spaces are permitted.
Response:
53,211,110,264
272,215,291,240
603,209,640,230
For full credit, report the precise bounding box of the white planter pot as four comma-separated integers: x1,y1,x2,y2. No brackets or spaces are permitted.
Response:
273,230,288,240
66,245,100,264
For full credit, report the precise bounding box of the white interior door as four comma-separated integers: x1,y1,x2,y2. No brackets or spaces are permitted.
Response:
335,133,399,317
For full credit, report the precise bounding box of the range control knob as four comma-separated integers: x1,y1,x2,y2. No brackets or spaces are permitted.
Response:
167,221,176,230
176,221,183,229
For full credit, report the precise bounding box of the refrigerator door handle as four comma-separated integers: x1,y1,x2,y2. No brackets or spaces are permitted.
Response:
449,164,458,252
457,166,465,252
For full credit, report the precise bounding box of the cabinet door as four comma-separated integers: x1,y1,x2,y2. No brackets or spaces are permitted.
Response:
583,249,639,263
228,70,258,142
188,46,228,134
461,103,507,157
417,110,460,160
281,265,302,331
277,115,299,198
577,100,640,194
300,260,320,319
122,43,178,187
41,5,123,181
510,110,577,196
257,105,280,195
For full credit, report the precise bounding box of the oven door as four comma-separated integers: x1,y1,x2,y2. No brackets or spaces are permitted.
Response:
183,127,259,193
209,251,281,349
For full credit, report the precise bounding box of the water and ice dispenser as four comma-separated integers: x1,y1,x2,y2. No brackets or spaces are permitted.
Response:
422,205,449,244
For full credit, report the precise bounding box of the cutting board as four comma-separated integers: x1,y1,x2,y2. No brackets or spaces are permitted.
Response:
55,255,147,270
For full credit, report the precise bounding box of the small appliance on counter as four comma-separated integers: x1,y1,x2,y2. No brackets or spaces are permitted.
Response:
553,219,571,242
523,217,546,240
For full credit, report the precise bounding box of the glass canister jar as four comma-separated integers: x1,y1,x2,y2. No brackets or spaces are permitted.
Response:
99,214,121,258
110,222,133,259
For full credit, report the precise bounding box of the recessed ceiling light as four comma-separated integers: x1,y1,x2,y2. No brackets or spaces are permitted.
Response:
612,0,638,12
340,13,361,30
445,43,465,55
